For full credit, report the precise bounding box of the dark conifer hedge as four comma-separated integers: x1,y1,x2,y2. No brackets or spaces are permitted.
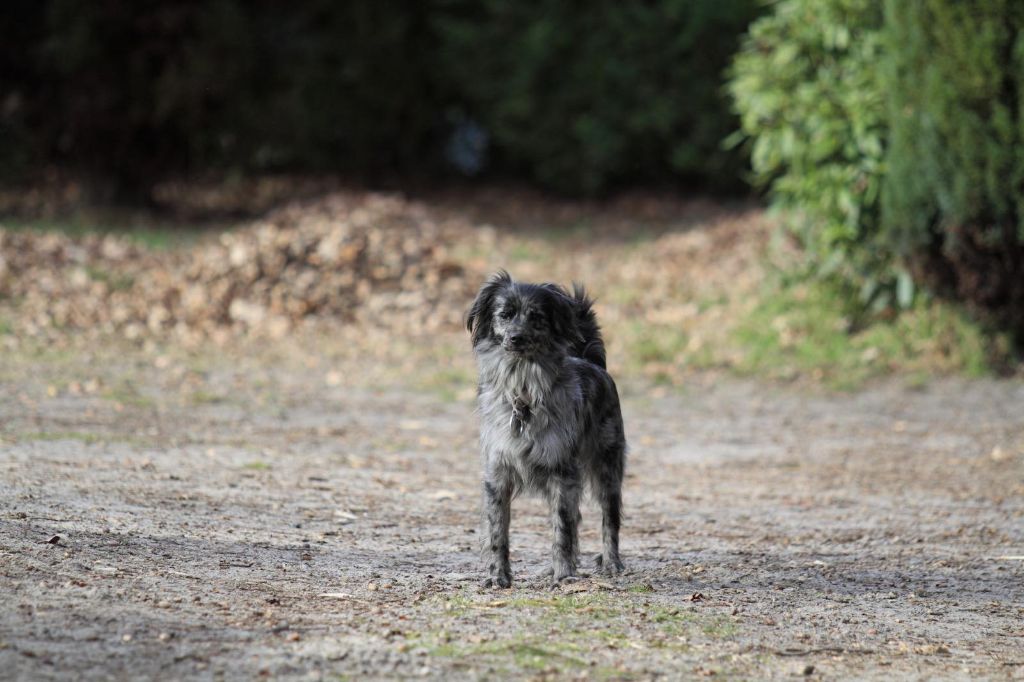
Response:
882,0,1024,333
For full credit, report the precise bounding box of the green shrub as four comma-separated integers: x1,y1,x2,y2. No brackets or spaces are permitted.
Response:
728,0,895,308
434,0,763,194
35,0,442,190
881,0,1024,336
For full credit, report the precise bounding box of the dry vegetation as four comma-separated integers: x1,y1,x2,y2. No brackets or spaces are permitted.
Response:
2,185,1012,390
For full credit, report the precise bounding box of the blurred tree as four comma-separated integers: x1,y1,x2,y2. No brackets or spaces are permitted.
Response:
435,0,762,194
0,1,50,180
33,0,442,193
1,0,762,197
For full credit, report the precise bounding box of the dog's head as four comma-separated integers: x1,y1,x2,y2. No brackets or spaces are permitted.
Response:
466,270,578,357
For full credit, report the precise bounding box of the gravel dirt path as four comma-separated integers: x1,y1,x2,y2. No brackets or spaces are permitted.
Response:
1,348,1022,680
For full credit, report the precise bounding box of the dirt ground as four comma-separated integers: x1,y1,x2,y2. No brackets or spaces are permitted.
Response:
1,338,1022,680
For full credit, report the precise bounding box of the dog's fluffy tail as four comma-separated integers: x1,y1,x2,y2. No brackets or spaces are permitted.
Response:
570,283,606,369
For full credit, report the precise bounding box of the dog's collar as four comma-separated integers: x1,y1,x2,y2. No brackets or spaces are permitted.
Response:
509,394,531,437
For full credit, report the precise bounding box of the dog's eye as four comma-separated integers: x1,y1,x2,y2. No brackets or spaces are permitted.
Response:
499,308,514,320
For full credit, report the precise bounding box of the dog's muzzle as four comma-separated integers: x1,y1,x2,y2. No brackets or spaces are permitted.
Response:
502,329,530,353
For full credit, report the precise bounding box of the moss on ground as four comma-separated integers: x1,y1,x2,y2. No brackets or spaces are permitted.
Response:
412,589,741,677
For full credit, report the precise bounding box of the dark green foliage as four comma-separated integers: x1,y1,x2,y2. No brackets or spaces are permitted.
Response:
17,1,442,190
728,0,894,309
730,0,1024,337
881,0,1024,333
0,1,760,196
0,2,49,180
435,0,763,194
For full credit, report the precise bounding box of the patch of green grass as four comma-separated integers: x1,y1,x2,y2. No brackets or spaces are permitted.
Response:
605,284,645,307
3,214,206,250
510,593,622,621
0,316,12,335
403,585,749,675
727,279,1007,389
505,642,587,671
628,323,689,365
466,640,585,671
85,266,134,291
243,461,270,470
415,365,475,403
701,618,739,638
508,242,545,263
426,634,587,674
648,605,737,640
102,380,154,408
122,229,195,250
546,218,597,244
627,583,655,594
609,268,1014,389
187,390,225,405
408,591,740,678
16,344,76,365
698,294,728,313
439,592,475,616
13,429,155,447
16,430,104,445
620,321,697,385
905,370,931,391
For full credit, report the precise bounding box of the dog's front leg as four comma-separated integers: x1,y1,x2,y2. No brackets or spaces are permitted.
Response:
482,472,513,588
548,475,581,585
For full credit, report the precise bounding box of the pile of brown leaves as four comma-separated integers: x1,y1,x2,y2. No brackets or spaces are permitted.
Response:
0,192,482,345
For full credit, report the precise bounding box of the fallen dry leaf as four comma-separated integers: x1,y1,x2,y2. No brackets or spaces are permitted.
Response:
0,192,479,344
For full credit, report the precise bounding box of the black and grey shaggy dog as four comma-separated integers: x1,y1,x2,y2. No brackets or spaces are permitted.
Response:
466,270,627,588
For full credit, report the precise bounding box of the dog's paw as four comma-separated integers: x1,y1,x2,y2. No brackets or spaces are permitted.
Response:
549,574,580,590
596,554,625,576
483,569,512,589
549,562,579,589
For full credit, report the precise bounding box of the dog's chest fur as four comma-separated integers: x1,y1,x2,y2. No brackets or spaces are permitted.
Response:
475,344,582,481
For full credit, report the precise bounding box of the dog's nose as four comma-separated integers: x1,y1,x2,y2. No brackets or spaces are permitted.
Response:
507,332,525,348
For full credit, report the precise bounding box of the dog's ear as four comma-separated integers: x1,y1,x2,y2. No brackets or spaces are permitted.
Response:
541,284,579,343
466,270,512,345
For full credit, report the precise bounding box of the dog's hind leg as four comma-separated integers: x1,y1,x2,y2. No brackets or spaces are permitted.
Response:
595,446,626,576
547,474,582,585
482,473,513,588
